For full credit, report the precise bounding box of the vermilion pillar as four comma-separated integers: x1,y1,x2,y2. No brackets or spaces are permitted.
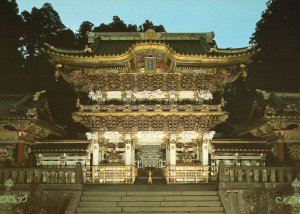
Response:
17,143,24,163
17,131,24,163
276,131,285,162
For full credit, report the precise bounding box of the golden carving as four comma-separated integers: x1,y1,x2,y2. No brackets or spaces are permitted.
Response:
73,112,227,132
288,144,300,160
140,29,161,40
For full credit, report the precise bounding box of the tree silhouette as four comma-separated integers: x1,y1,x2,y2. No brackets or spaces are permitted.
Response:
93,16,165,33
249,0,300,90
0,0,23,91
77,21,94,49
139,20,166,32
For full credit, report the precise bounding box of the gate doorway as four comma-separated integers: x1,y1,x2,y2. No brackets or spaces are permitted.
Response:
137,167,163,177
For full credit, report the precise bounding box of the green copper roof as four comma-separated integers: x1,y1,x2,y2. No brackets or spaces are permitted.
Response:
213,143,272,152
0,93,38,120
44,31,252,57
31,142,90,152
0,92,64,137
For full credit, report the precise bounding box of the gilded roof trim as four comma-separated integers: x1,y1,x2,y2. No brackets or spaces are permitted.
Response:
44,42,253,66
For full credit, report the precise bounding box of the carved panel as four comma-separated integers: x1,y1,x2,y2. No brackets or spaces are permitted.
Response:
73,113,227,132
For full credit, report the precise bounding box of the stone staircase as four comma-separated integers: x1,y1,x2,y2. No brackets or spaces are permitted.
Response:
72,187,226,214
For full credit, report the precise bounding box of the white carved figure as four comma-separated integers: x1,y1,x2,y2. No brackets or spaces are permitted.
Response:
180,131,199,139
86,132,99,140
103,132,121,142
88,90,102,102
124,133,131,141
168,90,176,100
131,89,166,99
170,133,177,141
197,90,213,100
137,131,164,139
26,107,38,119
203,131,216,141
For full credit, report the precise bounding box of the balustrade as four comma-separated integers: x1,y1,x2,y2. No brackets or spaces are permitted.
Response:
163,165,218,184
83,165,137,184
0,165,82,186
218,166,293,184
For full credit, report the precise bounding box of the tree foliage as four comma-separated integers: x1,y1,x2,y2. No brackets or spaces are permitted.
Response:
21,3,75,57
249,0,300,90
0,0,23,75
92,16,165,33
138,19,165,32
77,21,94,49
0,1,167,137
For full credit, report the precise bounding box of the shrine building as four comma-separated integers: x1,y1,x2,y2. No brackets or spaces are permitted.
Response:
26,29,279,184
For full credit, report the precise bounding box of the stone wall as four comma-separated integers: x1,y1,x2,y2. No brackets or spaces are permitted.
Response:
219,186,292,214
10,190,74,214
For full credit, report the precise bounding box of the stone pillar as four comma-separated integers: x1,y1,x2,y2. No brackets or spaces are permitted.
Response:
125,134,132,166
276,130,285,162
202,131,215,166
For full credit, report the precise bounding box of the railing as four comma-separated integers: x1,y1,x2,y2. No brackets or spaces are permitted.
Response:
163,165,218,184
84,165,137,184
0,164,83,186
218,166,294,188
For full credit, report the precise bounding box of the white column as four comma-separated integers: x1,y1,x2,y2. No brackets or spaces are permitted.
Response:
202,140,209,166
99,142,104,163
86,132,100,166
125,134,132,166
166,142,170,165
131,140,136,166
202,131,215,166
92,141,99,165
169,133,177,166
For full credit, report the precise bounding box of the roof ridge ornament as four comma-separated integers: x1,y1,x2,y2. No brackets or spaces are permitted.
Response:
140,29,161,40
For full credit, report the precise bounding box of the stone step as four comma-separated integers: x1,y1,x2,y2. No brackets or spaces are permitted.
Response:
122,207,224,213
164,195,220,201
81,195,220,202
159,201,222,207
76,213,226,214
77,207,122,213
81,196,121,202
79,201,222,207
76,206,224,213
79,202,117,207
82,191,218,196
83,191,127,196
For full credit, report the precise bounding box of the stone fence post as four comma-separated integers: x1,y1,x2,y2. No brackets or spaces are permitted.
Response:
75,162,83,184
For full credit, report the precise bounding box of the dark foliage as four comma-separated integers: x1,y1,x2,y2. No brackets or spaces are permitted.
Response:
92,16,165,33
0,1,166,137
248,0,300,90
0,0,24,90
224,76,265,125
77,21,94,49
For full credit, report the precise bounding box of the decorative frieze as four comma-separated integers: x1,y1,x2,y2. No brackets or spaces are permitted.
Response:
75,113,227,132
